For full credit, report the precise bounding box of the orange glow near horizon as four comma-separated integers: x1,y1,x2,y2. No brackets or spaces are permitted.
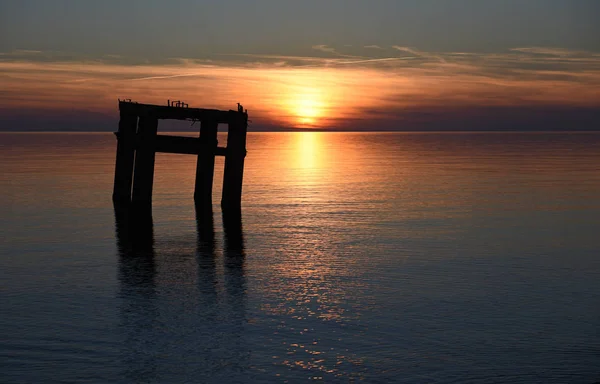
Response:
1,48,600,129
255,68,350,128
292,90,325,127
283,85,330,127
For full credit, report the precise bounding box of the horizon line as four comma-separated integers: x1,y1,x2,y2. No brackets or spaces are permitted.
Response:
2,129,599,133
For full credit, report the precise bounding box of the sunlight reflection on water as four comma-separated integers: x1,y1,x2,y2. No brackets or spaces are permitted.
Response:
1,132,600,383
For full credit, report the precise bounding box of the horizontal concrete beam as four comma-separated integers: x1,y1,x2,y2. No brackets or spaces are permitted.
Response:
153,135,227,156
119,101,245,124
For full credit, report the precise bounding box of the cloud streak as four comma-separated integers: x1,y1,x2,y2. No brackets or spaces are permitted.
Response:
0,46,599,129
392,46,447,64
312,44,358,58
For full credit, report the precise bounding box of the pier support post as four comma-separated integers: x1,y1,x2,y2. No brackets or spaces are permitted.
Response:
194,120,219,207
221,114,247,210
131,116,158,207
113,112,138,204
113,101,249,213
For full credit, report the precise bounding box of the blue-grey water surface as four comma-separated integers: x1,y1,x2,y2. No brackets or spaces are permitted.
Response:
1,132,599,383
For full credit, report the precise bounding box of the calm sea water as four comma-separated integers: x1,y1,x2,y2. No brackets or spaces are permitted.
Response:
1,132,599,383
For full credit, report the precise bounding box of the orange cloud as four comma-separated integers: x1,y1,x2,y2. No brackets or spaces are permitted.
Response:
0,47,599,129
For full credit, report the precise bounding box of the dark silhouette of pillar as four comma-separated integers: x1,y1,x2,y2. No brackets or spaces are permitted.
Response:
221,114,247,209
131,116,158,207
113,101,249,212
113,112,138,204
194,120,218,207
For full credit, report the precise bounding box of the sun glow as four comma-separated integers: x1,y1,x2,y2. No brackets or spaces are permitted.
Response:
263,69,344,128
3,48,600,131
292,90,327,127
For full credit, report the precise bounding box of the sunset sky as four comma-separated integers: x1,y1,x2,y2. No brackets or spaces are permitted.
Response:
1,0,599,131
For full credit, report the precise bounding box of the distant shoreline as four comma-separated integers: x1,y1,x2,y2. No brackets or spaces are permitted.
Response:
1,128,600,133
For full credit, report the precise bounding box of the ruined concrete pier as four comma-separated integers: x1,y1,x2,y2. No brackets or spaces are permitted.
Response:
112,100,248,211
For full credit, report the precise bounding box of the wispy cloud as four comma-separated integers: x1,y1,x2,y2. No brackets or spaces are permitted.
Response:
1,46,599,129
336,57,414,65
12,49,42,55
127,73,211,81
312,44,358,58
510,47,584,56
364,45,384,50
392,46,447,63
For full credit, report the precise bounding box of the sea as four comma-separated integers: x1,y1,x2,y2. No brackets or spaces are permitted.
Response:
1,132,599,383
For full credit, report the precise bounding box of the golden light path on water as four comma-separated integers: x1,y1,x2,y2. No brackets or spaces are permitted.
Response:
251,132,373,378
295,132,322,169
2,132,600,381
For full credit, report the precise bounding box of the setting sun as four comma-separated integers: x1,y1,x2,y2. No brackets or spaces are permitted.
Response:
293,91,326,126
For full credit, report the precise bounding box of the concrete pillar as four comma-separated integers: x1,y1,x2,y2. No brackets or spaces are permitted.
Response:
112,112,138,204
131,116,158,207
221,114,247,210
194,120,219,207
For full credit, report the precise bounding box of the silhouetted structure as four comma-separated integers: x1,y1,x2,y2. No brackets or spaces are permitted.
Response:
113,100,248,210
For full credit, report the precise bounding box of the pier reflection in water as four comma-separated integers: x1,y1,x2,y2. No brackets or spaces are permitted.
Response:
115,205,158,383
2,132,600,383
115,205,248,383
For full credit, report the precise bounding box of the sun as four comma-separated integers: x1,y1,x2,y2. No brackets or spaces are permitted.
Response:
296,97,322,125
289,89,327,127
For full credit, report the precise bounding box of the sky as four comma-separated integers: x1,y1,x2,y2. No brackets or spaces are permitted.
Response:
1,0,599,131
